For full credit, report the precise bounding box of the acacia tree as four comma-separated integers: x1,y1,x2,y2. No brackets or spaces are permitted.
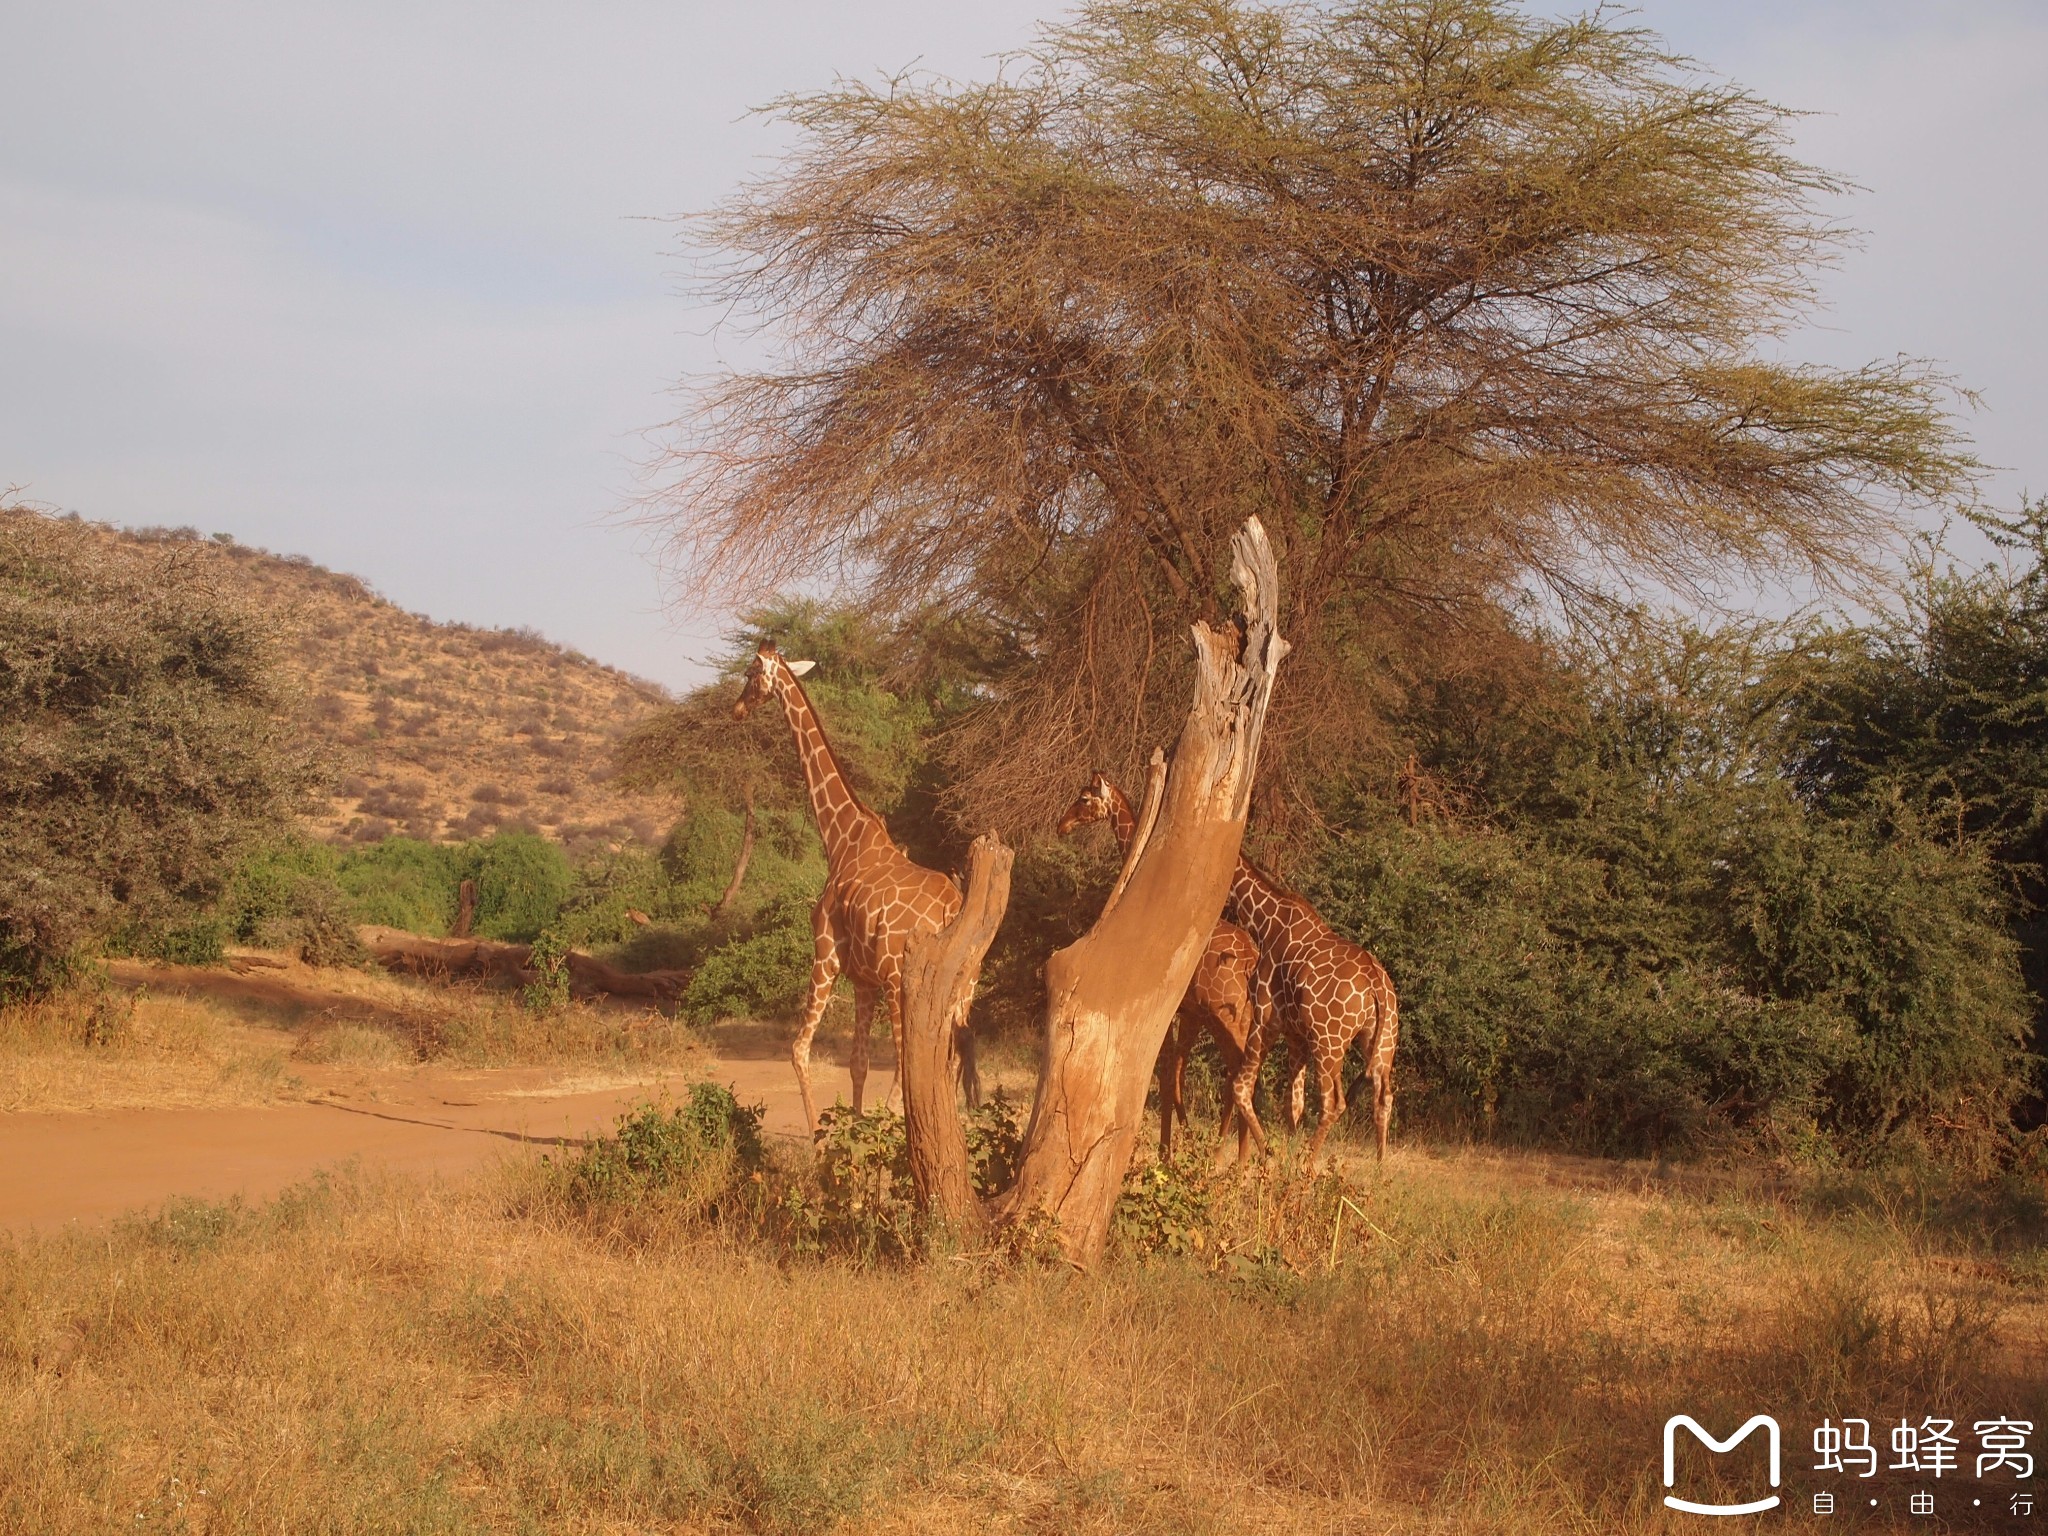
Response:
658,0,1972,837
0,509,316,994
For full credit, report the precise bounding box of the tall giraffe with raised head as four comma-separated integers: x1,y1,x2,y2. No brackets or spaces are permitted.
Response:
732,644,964,1133
1226,857,1399,1169
1057,771,1296,1163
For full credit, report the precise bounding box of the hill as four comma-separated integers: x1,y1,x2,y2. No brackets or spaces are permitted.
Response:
90,519,679,852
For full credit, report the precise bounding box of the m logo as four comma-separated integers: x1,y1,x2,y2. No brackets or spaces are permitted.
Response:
1663,1415,1782,1516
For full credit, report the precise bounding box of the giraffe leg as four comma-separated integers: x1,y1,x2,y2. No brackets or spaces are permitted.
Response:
874,976,910,1115
1175,1023,1196,1152
1284,1037,1308,1133
1209,985,1252,1162
790,906,844,1137
1155,1019,1181,1163
1373,1002,1399,1163
1228,955,1282,1166
956,1010,981,1109
1302,1059,1343,1176
1223,1035,1270,1166
848,981,876,1114
1220,1008,1275,1170
1212,1040,1243,1156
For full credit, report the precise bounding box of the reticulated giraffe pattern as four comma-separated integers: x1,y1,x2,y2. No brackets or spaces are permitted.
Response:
1226,857,1400,1169
1056,771,1299,1163
732,644,961,1133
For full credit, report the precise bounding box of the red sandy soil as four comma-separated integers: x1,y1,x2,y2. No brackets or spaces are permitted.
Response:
1,986,885,1235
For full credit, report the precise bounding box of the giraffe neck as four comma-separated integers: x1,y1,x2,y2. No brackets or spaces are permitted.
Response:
773,673,877,868
1228,857,1304,952
1101,782,1138,846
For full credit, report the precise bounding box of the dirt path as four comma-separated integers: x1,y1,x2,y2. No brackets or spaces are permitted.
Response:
1,1048,870,1233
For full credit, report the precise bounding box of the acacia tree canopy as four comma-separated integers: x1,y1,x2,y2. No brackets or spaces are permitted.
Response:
659,0,1974,836
0,509,318,993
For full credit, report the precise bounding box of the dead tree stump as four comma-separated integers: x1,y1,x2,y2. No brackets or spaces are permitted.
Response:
893,516,1288,1266
898,834,1012,1236
1002,518,1286,1264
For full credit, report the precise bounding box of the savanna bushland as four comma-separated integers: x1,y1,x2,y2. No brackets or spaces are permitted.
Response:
6,3,2046,1531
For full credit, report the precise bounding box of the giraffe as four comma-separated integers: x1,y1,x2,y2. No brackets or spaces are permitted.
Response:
1056,771,1301,1163
732,643,964,1134
1225,856,1399,1170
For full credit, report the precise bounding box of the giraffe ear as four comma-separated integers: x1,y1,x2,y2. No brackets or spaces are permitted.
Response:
787,659,816,677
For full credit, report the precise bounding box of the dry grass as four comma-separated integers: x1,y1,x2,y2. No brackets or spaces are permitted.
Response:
1,958,704,1114
0,988,297,1114
2,1140,2042,1534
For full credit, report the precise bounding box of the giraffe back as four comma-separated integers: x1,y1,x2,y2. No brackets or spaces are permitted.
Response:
823,826,963,991
1229,863,1396,1069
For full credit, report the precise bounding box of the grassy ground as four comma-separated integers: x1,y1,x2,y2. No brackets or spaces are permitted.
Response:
0,954,701,1113
0,986,297,1114
4,1127,2043,1534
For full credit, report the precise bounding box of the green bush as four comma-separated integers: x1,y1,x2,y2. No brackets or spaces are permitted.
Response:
128,915,230,968
965,1095,1024,1198
562,1087,766,1213
520,928,572,1014
1310,622,2032,1163
1312,822,1833,1154
1112,1159,1212,1260
464,831,573,943
681,896,815,1025
336,838,461,933
556,846,676,949
783,1106,919,1261
226,839,342,935
1724,792,2030,1152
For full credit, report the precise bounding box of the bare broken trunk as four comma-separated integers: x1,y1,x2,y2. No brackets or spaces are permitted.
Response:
708,784,757,918
451,879,477,939
1001,518,1285,1263
897,834,1012,1236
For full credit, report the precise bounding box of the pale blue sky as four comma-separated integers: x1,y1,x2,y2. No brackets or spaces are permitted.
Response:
3,2,2042,690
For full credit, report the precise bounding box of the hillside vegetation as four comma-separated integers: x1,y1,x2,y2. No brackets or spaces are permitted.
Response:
87,517,675,851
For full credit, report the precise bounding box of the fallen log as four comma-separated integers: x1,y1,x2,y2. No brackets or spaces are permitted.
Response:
358,926,690,1005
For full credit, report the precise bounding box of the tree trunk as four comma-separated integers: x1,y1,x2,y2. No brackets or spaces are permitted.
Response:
997,517,1289,1265
898,834,1012,1236
451,879,477,939
709,784,757,918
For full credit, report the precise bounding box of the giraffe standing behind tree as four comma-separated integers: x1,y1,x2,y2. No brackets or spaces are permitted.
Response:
1056,770,1300,1163
731,643,965,1133
1226,858,1399,1170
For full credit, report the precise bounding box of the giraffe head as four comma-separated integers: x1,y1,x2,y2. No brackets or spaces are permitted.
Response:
1055,770,1119,837
731,644,815,721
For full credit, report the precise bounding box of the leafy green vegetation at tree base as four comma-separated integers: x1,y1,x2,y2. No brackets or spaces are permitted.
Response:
561,1087,767,1212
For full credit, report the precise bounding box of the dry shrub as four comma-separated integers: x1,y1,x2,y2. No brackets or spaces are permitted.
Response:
396,990,697,1070
0,985,292,1113
292,1020,414,1069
